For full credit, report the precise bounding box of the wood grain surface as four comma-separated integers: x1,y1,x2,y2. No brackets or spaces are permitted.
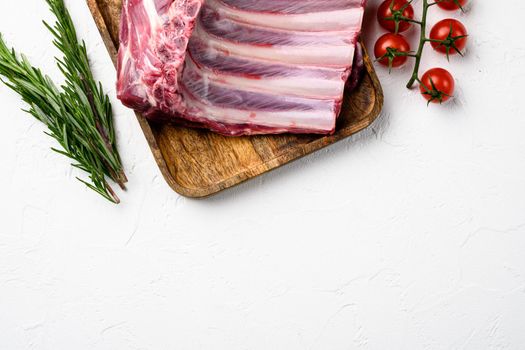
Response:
86,0,384,198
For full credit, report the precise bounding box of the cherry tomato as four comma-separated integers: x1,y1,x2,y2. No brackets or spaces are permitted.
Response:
374,33,411,68
437,0,467,11
430,19,468,55
377,0,415,33
419,68,455,104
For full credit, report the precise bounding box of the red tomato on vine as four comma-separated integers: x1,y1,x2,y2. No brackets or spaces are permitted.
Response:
419,68,455,104
430,19,468,57
437,0,467,11
377,0,415,33
374,33,411,69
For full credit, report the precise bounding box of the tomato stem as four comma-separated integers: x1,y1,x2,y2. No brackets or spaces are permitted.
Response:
406,0,436,89
396,16,422,25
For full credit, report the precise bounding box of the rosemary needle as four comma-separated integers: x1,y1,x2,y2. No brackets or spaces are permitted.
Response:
0,0,126,203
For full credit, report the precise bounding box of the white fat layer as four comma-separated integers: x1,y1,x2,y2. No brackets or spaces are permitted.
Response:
193,25,357,67
183,92,336,131
206,0,364,32
184,58,347,100
143,0,163,33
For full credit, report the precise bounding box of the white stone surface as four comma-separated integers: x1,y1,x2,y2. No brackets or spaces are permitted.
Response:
1,0,524,349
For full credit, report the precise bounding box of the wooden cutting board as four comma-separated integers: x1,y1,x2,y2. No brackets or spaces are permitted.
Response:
87,0,384,198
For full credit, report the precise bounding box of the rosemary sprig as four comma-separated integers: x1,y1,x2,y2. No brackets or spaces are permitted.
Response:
0,0,126,203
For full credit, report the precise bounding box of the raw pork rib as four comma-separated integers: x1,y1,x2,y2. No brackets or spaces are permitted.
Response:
117,0,366,135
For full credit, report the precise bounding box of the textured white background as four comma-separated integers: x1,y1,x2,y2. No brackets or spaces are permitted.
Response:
1,1,525,349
